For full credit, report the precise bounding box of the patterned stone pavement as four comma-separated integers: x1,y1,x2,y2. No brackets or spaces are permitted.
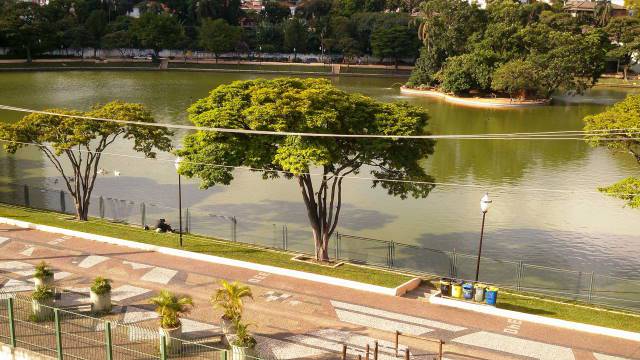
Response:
0,224,639,360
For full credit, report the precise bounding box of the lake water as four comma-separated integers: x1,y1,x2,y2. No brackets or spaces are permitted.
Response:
1,71,639,278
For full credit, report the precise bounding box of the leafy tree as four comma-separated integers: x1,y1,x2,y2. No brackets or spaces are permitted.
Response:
297,0,333,21
364,0,385,12
370,24,419,68
262,1,291,23
599,177,640,208
283,18,308,56
103,30,134,57
130,12,185,56
409,0,485,87
605,16,640,80
199,18,241,62
255,20,284,52
438,50,497,95
332,0,365,17
85,9,108,57
177,78,435,261
526,28,607,97
491,59,540,99
0,2,52,62
0,101,173,221
584,95,640,207
625,0,640,16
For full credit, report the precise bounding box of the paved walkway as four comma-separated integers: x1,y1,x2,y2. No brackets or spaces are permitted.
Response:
0,225,638,360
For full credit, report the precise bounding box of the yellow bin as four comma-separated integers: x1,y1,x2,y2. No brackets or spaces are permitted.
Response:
451,283,463,298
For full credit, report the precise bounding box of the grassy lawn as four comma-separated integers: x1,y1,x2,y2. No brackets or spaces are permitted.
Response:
2,203,639,332
497,291,640,332
596,77,640,87
0,203,411,288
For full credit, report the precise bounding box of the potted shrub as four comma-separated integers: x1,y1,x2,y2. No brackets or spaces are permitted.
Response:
150,290,193,352
211,280,253,336
34,261,54,287
31,286,55,321
230,319,257,360
90,277,112,314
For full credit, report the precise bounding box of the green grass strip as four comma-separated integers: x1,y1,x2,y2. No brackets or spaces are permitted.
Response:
497,291,640,332
0,203,411,288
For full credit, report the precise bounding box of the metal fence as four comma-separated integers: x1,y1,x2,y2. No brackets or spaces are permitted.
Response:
0,292,266,360
1,183,639,312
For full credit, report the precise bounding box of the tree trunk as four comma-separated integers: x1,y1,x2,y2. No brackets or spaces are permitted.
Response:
26,47,32,63
623,65,628,81
74,199,90,221
297,171,347,262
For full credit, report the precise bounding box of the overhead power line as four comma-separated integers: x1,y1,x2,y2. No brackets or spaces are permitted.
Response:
1,139,637,197
2,104,640,141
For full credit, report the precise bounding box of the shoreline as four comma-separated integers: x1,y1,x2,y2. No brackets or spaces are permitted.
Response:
400,86,551,109
0,58,411,78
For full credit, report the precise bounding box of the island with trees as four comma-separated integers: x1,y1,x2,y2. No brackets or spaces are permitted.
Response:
402,0,638,108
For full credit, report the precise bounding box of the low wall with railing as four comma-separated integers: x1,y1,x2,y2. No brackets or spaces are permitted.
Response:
0,183,639,312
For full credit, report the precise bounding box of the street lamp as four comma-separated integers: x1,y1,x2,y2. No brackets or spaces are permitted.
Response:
174,157,183,247
475,193,492,282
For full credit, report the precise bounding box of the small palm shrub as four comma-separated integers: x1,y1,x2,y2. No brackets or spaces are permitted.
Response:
150,290,193,329
90,277,112,295
211,280,253,320
34,262,53,280
232,319,257,348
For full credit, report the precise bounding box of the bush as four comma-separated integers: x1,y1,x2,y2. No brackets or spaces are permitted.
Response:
90,277,112,295
32,286,54,301
438,50,497,95
491,59,542,99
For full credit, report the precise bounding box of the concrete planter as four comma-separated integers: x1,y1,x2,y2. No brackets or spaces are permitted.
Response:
231,344,255,360
159,325,182,353
31,298,54,321
34,274,53,288
90,290,111,313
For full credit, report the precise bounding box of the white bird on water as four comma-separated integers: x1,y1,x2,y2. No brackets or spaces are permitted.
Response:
113,170,121,177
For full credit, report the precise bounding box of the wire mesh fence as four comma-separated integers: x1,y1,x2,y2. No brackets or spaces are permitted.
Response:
0,293,243,360
1,182,639,311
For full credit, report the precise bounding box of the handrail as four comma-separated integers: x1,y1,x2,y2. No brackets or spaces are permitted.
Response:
394,330,443,359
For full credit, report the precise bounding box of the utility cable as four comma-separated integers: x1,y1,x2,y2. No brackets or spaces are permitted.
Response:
1,139,637,197
2,104,640,140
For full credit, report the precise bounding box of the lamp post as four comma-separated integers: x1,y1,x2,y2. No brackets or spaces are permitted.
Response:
174,157,183,247
475,193,492,282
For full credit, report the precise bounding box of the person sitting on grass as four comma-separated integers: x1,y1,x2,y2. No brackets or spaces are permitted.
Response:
155,219,173,233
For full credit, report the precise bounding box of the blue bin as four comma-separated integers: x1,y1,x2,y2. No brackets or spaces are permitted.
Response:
485,287,499,306
462,283,474,300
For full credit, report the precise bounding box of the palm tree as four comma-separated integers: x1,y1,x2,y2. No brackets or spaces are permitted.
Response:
594,0,613,27
150,290,193,329
211,280,253,321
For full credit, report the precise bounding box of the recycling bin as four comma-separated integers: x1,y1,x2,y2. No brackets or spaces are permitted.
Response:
439,279,451,297
485,286,499,306
474,284,486,302
462,283,474,300
451,282,463,298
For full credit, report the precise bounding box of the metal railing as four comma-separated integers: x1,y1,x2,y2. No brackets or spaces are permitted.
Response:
0,292,265,360
1,183,639,312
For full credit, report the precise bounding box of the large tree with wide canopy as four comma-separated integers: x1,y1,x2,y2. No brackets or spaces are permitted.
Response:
177,78,436,261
